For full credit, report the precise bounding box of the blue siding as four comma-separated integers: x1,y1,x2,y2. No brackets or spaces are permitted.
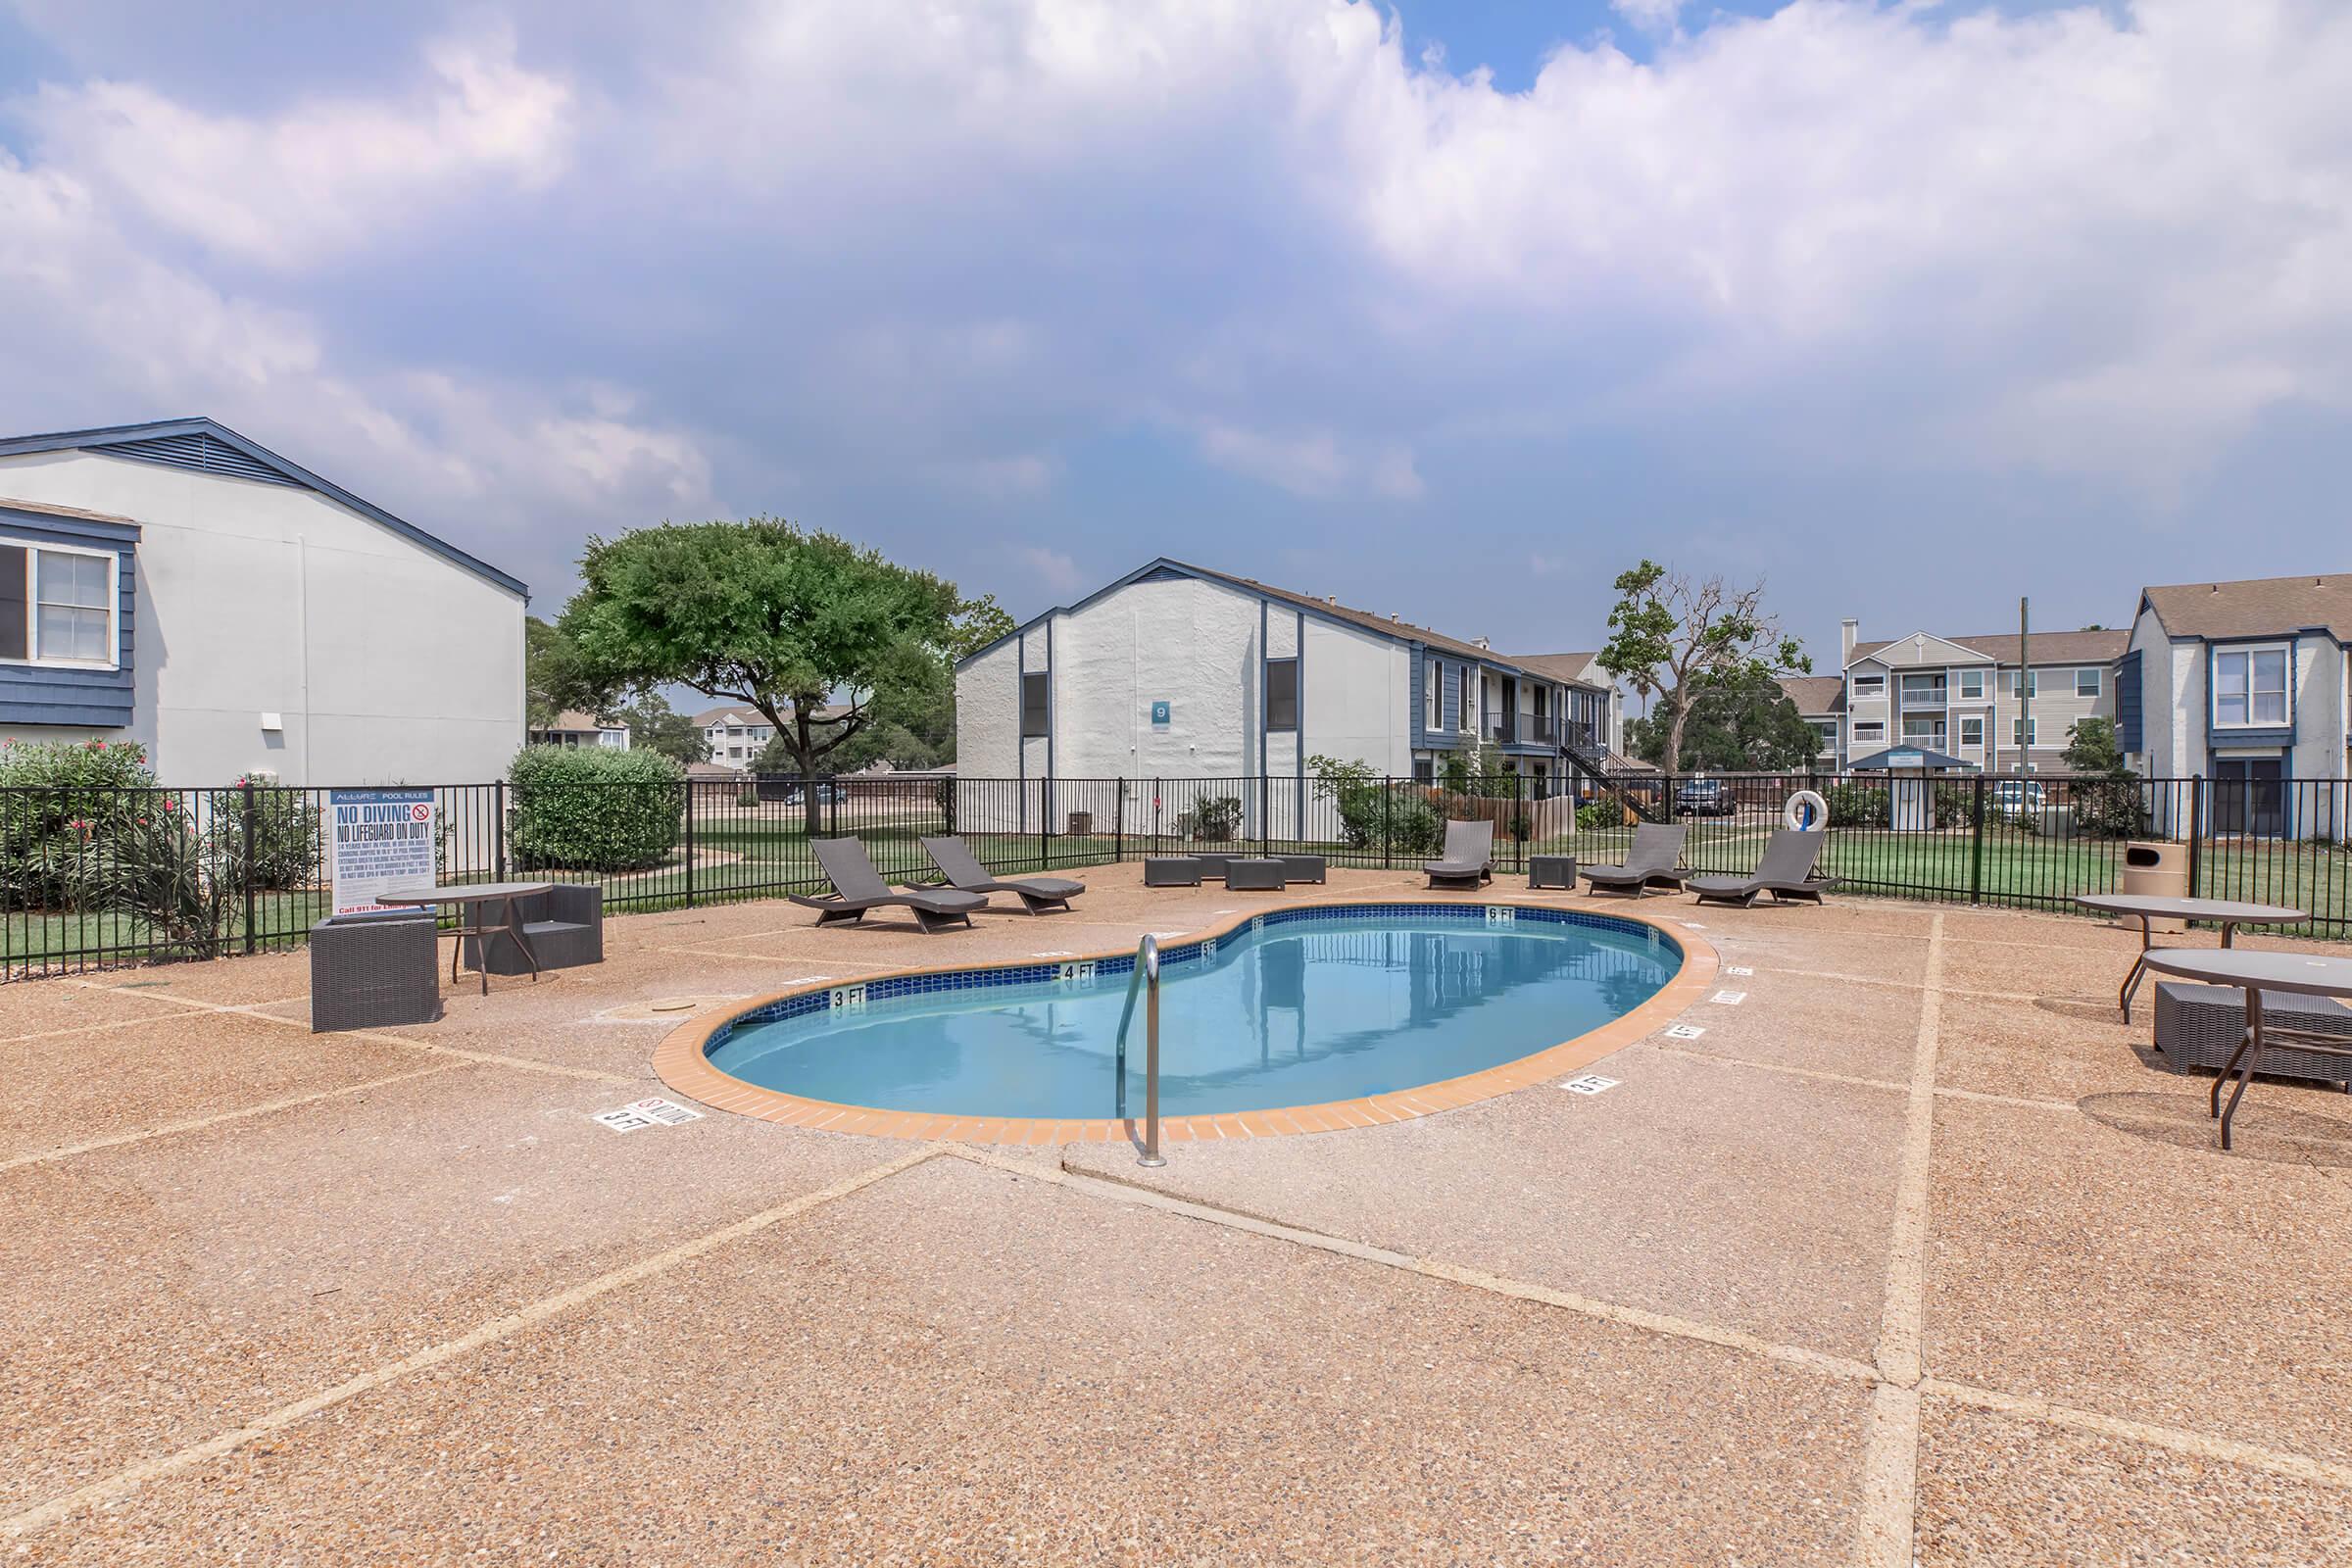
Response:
0,508,138,728
2114,650,2142,753
2206,723,2293,750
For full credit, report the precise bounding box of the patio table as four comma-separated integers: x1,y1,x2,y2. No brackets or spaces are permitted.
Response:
375,881,555,996
2139,948,2352,1151
2073,894,2305,1022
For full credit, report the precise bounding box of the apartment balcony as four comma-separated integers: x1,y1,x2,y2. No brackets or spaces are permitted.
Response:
1481,716,1517,744
1521,714,1557,746
1897,684,1949,710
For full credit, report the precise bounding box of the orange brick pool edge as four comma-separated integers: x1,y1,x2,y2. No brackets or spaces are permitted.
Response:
652,899,1719,1146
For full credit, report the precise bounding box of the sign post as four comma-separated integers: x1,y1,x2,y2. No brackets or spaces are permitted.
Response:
327,788,438,917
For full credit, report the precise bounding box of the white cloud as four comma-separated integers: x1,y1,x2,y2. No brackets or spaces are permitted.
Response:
1610,0,1687,34
2,0,2349,607
0,137,710,594
1193,421,1423,501
1016,545,1085,595
15,23,573,269
936,453,1061,497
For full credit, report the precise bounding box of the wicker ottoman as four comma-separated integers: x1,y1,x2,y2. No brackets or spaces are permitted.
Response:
1223,858,1288,891
1145,857,1203,888
2153,981,2352,1088
311,911,441,1032
1275,854,1327,884
1528,855,1578,890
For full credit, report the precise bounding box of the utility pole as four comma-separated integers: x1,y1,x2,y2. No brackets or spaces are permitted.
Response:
2016,596,2032,775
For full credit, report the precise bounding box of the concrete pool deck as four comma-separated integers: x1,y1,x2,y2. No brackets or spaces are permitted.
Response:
4,863,2351,1563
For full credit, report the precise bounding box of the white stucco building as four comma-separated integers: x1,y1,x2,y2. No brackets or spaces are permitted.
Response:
954,559,1612,835
0,417,527,785
529,710,631,750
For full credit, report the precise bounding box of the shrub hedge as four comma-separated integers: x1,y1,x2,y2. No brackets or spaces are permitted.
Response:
508,745,683,871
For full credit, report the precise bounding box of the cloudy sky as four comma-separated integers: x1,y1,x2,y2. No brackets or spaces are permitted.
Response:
2,0,2345,665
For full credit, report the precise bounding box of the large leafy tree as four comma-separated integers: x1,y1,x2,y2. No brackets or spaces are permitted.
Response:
618,692,711,766
561,520,962,830
2061,715,2130,778
523,616,614,730
1595,560,1810,772
1626,666,1822,772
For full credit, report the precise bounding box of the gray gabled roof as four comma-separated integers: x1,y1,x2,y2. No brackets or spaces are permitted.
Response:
0,416,527,598
1850,627,2128,667
956,557,1580,683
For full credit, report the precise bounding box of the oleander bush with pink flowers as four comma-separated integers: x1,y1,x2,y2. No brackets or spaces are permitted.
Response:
0,738,238,956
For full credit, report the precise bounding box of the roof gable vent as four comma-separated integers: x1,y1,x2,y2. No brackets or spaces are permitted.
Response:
94,431,302,487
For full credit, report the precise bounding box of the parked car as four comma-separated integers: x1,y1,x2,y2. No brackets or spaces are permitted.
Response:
758,779,847,807
1675,778,1737,817
1989,779,2046,817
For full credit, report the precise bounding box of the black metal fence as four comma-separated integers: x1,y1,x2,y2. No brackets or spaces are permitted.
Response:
5,769,2347,979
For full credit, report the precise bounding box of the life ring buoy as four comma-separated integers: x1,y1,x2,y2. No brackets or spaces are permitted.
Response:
1784,789,1828,832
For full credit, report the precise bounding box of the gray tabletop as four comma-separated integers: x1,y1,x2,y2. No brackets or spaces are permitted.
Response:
2140,948,2352,999
2075,894,2305,924
376,881,554,906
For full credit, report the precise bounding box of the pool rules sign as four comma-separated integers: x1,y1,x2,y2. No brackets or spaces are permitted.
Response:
328,788,437,916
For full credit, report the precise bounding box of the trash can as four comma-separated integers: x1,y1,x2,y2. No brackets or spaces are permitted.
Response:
2121,840,2188,931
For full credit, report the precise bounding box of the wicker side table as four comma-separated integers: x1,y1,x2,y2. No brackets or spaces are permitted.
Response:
311,912,441,1032
1529,855,1578,890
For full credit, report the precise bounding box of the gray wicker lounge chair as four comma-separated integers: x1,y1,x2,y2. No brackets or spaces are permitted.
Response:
1688,829,1831,907
919,835,1084,913
790,838,986,932
1583,822,1690,896
1424,819,1495,889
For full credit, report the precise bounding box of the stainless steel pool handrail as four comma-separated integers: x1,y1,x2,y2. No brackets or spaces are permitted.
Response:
1112,935,1165,1167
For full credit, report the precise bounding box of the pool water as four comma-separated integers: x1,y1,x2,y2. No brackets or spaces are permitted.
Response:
706,906,1679,1121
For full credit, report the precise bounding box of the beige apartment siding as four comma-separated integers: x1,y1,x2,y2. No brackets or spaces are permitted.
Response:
1844,657,1894,757
1845,656,2117,772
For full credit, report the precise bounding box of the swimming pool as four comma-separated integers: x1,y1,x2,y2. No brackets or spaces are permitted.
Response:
695,905,1683,1124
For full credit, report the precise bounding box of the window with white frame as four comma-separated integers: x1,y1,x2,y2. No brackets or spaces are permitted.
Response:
2012,716,2037,746
1958,668,1984,700
1424,660,1440,731
0,541,117,666
1853,719,1885,744
1811,720,1838,753
2075,666,2101,699
1851,673,1885,699
2008,669,2037,698
1959,715,1984,748
2213,646,2288,727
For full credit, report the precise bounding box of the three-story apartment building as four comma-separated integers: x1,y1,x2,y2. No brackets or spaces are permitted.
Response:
696,706,776,770
1831,620,2130,774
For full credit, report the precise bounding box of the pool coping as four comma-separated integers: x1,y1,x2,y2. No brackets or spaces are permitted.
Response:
651,897,1719,1147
